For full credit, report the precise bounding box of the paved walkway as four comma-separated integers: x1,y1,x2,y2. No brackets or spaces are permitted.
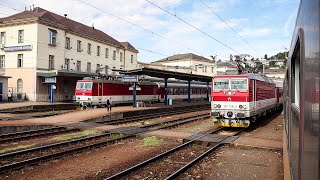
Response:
0,106,156,126
0,102,72,110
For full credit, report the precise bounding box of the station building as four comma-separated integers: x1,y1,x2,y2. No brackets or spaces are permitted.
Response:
0,7,138,102
145,53,218,77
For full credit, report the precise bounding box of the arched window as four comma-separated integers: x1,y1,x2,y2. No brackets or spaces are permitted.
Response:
17,79,23,94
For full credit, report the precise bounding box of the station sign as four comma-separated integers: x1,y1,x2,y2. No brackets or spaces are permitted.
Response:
4,45,33,52
121,75,138,82
42,77,56,83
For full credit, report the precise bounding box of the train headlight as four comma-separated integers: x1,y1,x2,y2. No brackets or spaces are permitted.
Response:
214,104,217,108
88,98,91,101
243,105,247,109
239,105,243,109
217,104,221,108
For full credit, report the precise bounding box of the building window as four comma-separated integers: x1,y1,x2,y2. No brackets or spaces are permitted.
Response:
65,37,71,49
0,55,4,68
195,65,197,71
113,50,116,60
49,55,54,70
105,65,108,74
131,55,133,63
48,29,57,45
77,40,82,52
0,32,5,44
87,43,91,54
17,54,23,68
97,46,100,56
17,79,23,94
18,30,24,43
211,67,214,73
64,58,70,70
76,61,81,72
120,52,123,62
96,64,100,72
105,48,109,58
87,62,91,73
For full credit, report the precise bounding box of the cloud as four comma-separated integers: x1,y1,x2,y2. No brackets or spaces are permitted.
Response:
239,28,273,37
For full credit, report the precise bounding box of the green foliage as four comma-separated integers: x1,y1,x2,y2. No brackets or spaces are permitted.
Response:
276,52,285,59
0,144,34,154
143,136,164,147
52,129,100,141
110,133,124,139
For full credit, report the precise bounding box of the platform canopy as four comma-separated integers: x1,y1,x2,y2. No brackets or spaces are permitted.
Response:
115,67,212,82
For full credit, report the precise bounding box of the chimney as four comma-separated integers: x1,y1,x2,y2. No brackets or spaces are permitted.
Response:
32,4,34,11
92,23,95,30
64,14,67,18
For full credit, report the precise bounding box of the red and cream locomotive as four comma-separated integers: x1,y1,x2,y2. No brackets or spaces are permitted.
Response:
210,73,283,128
75,77,209,107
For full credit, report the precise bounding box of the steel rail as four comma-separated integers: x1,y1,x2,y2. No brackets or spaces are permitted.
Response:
0,127,79,143
105,128,223,180
0,134,133,173
165,129,243,180
99,107,209,125
0,111,212,174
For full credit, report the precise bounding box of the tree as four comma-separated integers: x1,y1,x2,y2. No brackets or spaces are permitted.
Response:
276,52,285,59
264,54,268,59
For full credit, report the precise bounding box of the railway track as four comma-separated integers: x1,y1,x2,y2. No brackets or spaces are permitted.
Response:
105,128,243,179
97,107,209,125
0,127,79,143
0,111,211,174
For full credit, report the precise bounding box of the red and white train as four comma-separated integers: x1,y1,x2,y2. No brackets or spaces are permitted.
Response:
210,73,283,128
75,77,209,107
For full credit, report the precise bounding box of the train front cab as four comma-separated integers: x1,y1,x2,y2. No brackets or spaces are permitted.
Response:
210,76,251,128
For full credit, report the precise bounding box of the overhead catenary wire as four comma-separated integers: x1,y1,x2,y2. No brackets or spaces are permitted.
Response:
145,0,242,55
199,0,258,53
75,0,205,56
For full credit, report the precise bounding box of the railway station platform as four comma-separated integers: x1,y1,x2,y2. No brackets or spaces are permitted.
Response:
0,102,75,112
0,102,210,128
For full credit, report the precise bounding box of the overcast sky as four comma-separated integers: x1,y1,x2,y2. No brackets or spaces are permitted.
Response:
0,0,299,62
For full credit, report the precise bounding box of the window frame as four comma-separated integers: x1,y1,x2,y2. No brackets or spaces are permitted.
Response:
65,37,71,49
48,29,57,45
18,30,24,43
17,54,23,68
0,32,5,44
0,55,5,68
87,43,91,54
97,46,100,56
77,40,82,52
49,55,55,70
113,50,116,60
105,48,109,58
87,62,91,73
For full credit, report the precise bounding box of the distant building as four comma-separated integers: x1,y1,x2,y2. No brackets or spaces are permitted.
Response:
264,68,286,83
216,62,238,75
0,7,138,101
146,53,217,76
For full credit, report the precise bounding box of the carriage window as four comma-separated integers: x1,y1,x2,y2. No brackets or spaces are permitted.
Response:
250,80,254,92
231,79,248,90
76,82,84,90
213,79,229,90
291,40,300,108
84,83,92,90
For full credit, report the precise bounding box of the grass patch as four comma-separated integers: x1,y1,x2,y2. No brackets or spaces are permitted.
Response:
143,136,164,147
52,129,100,141
110,133,124,139
0,144,34,154
44,110,59,115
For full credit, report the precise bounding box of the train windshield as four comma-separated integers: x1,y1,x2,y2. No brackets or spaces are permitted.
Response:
76,82,92,90
213,79,229,90
230,79,247,90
